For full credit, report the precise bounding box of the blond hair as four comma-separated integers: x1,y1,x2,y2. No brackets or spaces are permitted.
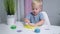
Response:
32,0,42,6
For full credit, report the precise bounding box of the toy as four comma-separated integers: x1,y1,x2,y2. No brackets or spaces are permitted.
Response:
17,30,22,32
24,24,35,30
34,28,40,33
10,25,16,29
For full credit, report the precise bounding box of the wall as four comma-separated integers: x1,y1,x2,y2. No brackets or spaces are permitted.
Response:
0,0,7,24
17,0,24,22
24,0,32,16
43,0,60,26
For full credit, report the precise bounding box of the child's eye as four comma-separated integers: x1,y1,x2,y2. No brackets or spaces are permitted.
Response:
32,9,34,10
36,9,37,10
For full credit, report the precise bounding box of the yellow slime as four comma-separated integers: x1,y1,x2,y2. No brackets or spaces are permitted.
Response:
24,24,35,30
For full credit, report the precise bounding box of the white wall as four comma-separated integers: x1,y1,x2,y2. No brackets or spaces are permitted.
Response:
0,0,7,24
17,0,24,22
43,0,60,26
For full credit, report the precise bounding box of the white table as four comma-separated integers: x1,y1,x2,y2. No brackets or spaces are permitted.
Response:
0,21,60,34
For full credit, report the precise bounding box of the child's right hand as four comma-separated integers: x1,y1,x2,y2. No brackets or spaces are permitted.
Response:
25,23,33,26
25,23,29,25
28,23,36,27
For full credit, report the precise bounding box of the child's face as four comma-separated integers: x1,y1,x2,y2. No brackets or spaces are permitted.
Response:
32,4,42,15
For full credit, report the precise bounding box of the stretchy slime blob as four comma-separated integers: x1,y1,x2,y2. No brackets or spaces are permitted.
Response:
24,24,35,30
34,28,40,33
10,25,16,29
17,30,22,32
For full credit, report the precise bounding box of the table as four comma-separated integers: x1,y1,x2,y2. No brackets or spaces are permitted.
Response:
0,21,60,34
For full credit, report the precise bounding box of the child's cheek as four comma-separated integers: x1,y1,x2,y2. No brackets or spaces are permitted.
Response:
37,10,40,13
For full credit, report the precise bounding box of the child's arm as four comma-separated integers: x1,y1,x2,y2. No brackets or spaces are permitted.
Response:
24,18,35,27
35,19,45,26
24,18,44,27
27,19,45,27
34,13,45,26
24,18,30,24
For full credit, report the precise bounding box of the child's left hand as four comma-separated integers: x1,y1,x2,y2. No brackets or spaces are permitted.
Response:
28,23,37,27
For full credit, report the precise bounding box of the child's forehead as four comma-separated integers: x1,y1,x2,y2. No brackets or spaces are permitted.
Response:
32,4,42,8
32,1,42,6
32,6,39,9
32,3,42,7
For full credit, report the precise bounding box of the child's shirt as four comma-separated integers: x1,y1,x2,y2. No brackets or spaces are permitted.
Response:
25,12,44,24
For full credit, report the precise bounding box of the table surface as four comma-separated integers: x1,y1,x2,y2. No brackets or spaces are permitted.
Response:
0,21,60,34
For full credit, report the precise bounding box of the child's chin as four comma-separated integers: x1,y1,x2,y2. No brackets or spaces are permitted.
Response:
32,12,38,16
34,14,38,16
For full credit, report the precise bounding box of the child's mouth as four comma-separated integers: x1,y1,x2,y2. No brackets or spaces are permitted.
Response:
33,12,37,16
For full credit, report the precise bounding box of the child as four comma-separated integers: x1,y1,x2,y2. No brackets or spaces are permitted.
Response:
24,0,44,27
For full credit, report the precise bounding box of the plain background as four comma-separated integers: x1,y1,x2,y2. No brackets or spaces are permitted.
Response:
0,0,60,26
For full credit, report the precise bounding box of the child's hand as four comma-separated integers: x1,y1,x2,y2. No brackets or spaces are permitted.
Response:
25,23,29,25
28,23,37,27
25,22,38,27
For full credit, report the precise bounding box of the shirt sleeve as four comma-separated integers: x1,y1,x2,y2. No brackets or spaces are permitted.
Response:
25,14,31,20
39,13,44,20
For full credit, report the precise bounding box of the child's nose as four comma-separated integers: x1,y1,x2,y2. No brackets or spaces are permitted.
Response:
33,10,36,12
33,9,36,12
